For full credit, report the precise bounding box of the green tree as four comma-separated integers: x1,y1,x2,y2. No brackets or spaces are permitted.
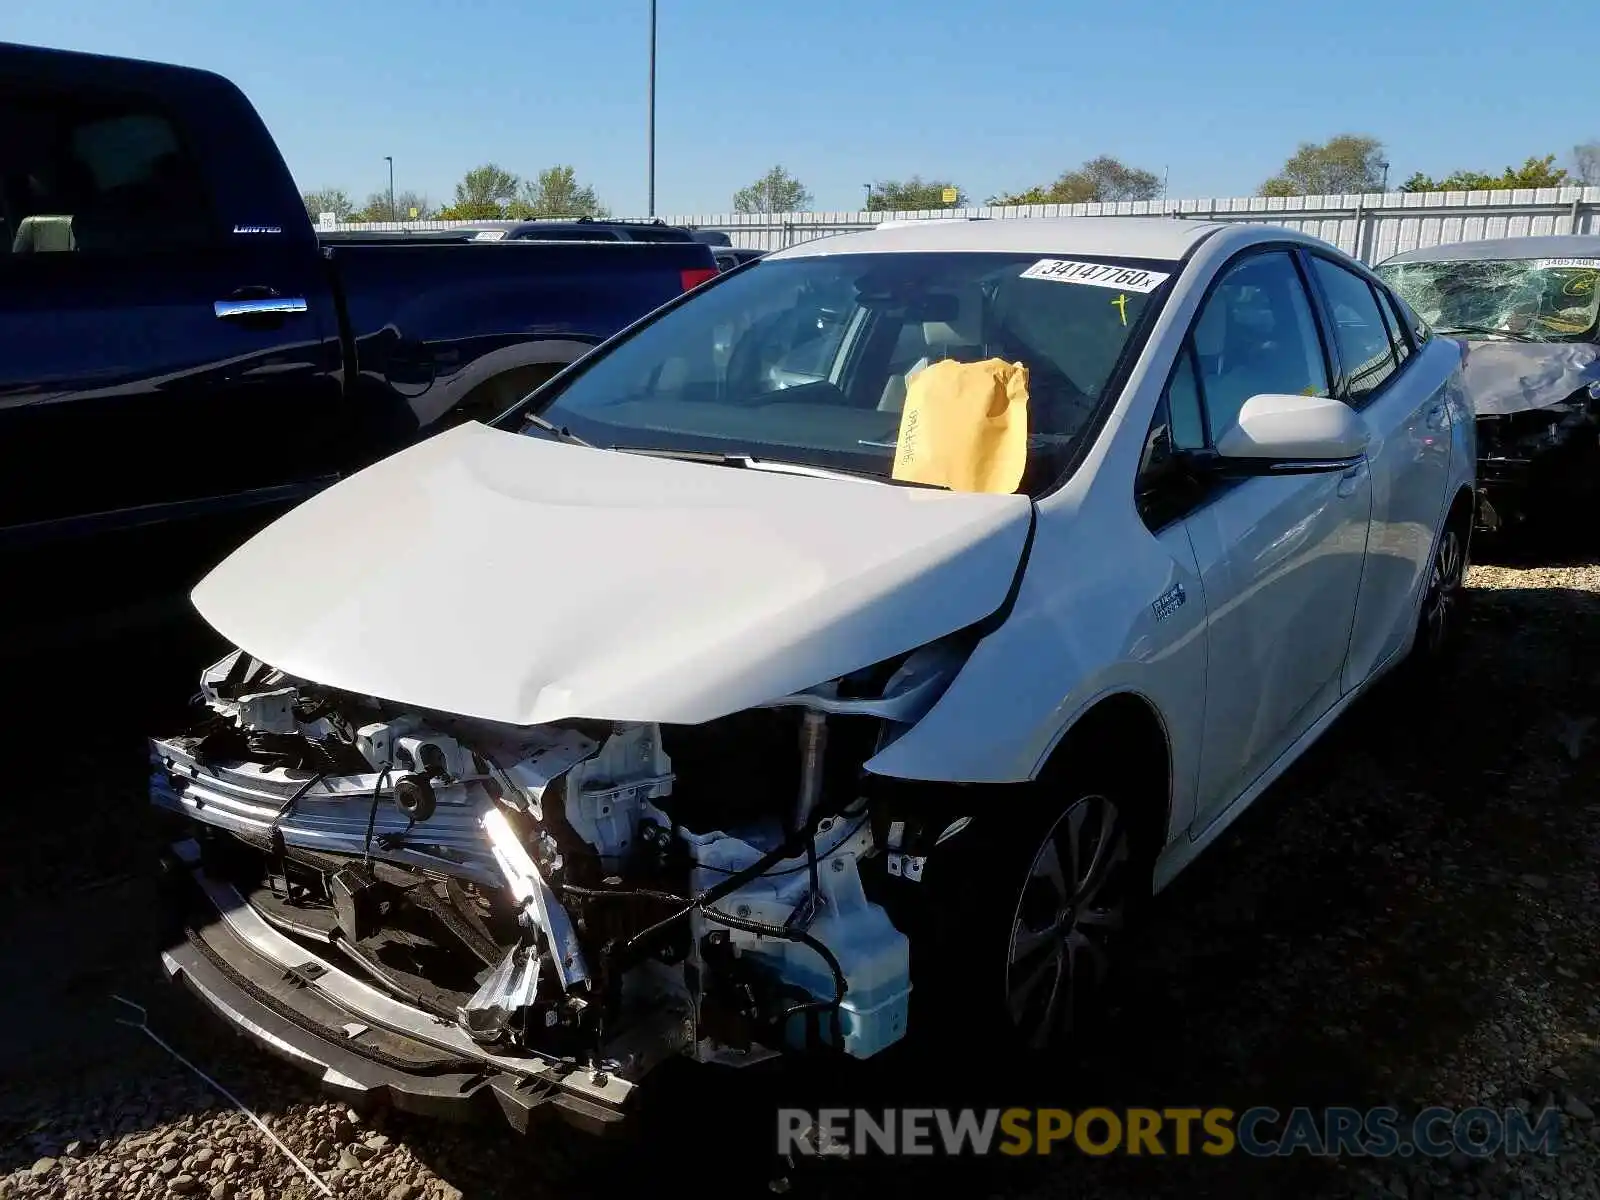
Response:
987,184,1051,206
438,163,520,219
354,191,433,221
733,166,813,214
1403,155,1571,193
1259,135,1386,196
506,166,609,219
392,191,435,220
301,188,353,222
1576,141,1600,186
866,177,968,210
988,156,1161,205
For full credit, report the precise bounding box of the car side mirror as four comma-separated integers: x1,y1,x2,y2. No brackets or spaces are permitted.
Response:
1213,393,1369,468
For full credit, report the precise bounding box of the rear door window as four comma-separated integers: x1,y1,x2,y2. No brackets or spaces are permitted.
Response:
1309,256,1399,407
0,88,217,258
1376,287,1412,367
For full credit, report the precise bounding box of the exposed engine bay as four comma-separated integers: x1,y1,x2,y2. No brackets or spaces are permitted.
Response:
150,644,968,1114
1474,380,1600,530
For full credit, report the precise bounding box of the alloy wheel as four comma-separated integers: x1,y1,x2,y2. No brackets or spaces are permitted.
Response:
1422,526,1466,656
1003,794,1131,1050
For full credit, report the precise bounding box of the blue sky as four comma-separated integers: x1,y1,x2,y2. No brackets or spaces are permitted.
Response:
6,0,1591,216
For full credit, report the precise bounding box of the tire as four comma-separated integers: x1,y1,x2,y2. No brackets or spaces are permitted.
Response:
910,759,1156,1060
1408,504,1471,673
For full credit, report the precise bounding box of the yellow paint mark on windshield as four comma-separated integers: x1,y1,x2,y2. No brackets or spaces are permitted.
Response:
1111,293,1129,326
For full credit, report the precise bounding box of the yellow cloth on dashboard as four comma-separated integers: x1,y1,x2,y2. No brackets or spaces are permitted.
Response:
890,358,1030,493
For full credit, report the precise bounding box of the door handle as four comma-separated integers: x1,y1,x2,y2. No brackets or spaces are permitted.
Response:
1337,460,1368,498
1424,401,1449,430
214,296,308,319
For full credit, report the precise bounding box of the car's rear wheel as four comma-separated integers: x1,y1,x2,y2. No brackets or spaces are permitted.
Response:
911,760,1155,1060
1411,505,1471,669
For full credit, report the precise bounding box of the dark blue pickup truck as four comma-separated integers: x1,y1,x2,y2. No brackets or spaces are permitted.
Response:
0,42,716,645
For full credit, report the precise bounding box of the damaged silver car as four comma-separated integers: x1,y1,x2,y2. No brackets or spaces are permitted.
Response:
1377,235,1600,531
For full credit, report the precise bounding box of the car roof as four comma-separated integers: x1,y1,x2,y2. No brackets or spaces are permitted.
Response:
1379,234,1600,266
765,216,1241,262
505,221,614,235
505,219,695,239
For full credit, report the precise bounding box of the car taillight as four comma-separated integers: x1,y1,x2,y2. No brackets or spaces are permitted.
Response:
680,267,718,292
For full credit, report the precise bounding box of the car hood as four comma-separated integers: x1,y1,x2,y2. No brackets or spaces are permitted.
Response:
190,422,1033,727
1462,340,1600,416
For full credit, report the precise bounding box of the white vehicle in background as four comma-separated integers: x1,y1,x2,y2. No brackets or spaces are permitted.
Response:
149,217,1476,1135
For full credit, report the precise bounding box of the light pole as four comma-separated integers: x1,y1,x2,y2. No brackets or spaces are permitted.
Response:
646,0,656,216
385,156,395,220
1379,160,1390,192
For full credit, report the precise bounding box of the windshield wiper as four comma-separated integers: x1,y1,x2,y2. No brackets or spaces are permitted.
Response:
1434,324,1540,342
610,447,739,465
520,411,594,446
609,446,949,489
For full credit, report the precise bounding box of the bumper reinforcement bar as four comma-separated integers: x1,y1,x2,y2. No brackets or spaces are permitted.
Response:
161,841,635,1135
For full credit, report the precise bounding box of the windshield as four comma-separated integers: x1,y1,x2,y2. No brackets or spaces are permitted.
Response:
1377,256,1599,342
526,251,1175,494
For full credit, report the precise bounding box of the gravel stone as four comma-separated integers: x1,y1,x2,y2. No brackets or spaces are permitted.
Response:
3,560,1596,1199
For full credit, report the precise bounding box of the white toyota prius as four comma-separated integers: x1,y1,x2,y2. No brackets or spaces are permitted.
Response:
150,217,1476,1134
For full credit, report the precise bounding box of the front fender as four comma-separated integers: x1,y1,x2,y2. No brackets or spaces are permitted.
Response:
862,500,1205,842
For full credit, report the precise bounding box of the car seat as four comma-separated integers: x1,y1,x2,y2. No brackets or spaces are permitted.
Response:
877,285,986,412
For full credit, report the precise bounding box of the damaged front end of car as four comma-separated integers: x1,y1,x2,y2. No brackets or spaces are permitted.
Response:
1475,377,1600,532
150,637,972,1133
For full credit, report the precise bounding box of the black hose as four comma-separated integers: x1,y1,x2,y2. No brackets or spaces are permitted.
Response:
688,813,871,877
559,882,691,907
699,904,849,1046
269,769,327,835
265,770,329,881
362,765,393,868
618,828,809,957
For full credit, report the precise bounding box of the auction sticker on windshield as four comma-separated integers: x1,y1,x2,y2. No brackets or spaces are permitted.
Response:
1536,258,1600,270
1019,259,1171,293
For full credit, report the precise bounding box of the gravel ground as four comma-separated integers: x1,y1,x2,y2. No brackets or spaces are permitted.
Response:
1,553,1596,1200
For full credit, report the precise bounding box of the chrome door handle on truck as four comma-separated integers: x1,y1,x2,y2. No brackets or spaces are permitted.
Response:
215,297,308,319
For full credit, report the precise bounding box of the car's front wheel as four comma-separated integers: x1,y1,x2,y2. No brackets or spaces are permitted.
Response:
1001,791,1136,1048
911,763,1155,1058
